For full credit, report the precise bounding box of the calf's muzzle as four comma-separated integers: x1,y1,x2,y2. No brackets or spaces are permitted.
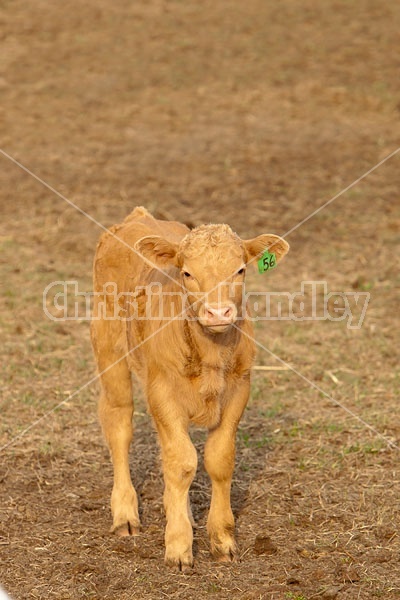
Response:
198,302,238,332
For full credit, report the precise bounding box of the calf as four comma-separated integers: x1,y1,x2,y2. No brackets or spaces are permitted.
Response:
91,207,289,569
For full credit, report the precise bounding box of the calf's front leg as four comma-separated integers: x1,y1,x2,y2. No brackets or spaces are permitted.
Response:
149,390,197,570
157,424,198,569
204,378,250,561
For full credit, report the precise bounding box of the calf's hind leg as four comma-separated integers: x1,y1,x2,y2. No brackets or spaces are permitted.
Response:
97,355,140,536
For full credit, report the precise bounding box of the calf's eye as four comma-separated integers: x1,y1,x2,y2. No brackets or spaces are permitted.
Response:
182,271,192,278
237,268,245,275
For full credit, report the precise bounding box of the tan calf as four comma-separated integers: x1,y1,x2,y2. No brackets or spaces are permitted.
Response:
91,207,289,569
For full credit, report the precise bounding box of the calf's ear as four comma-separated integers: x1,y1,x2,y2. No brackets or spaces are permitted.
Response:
244,234,289,265
135,236,179,267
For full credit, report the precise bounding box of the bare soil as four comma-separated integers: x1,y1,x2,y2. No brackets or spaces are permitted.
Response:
1,1,400,599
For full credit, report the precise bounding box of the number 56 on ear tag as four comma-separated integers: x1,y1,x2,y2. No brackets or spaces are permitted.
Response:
258,250,277,273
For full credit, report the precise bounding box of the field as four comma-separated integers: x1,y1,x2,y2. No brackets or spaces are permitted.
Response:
1,1,400,598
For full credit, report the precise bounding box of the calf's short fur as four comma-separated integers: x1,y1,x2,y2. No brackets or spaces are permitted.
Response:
91,207,289,569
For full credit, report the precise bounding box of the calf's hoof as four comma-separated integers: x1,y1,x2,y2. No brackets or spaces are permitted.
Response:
111,487,140,537
210,534,238,563
215,547,237,563
165,547,194,572
112,521,140,537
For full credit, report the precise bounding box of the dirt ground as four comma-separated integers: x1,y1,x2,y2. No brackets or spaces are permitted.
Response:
1,1,400,598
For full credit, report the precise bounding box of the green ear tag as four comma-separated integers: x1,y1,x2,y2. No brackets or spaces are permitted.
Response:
258,250,277,273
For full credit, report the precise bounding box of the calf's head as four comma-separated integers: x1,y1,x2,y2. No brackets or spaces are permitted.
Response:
136,224,289,334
